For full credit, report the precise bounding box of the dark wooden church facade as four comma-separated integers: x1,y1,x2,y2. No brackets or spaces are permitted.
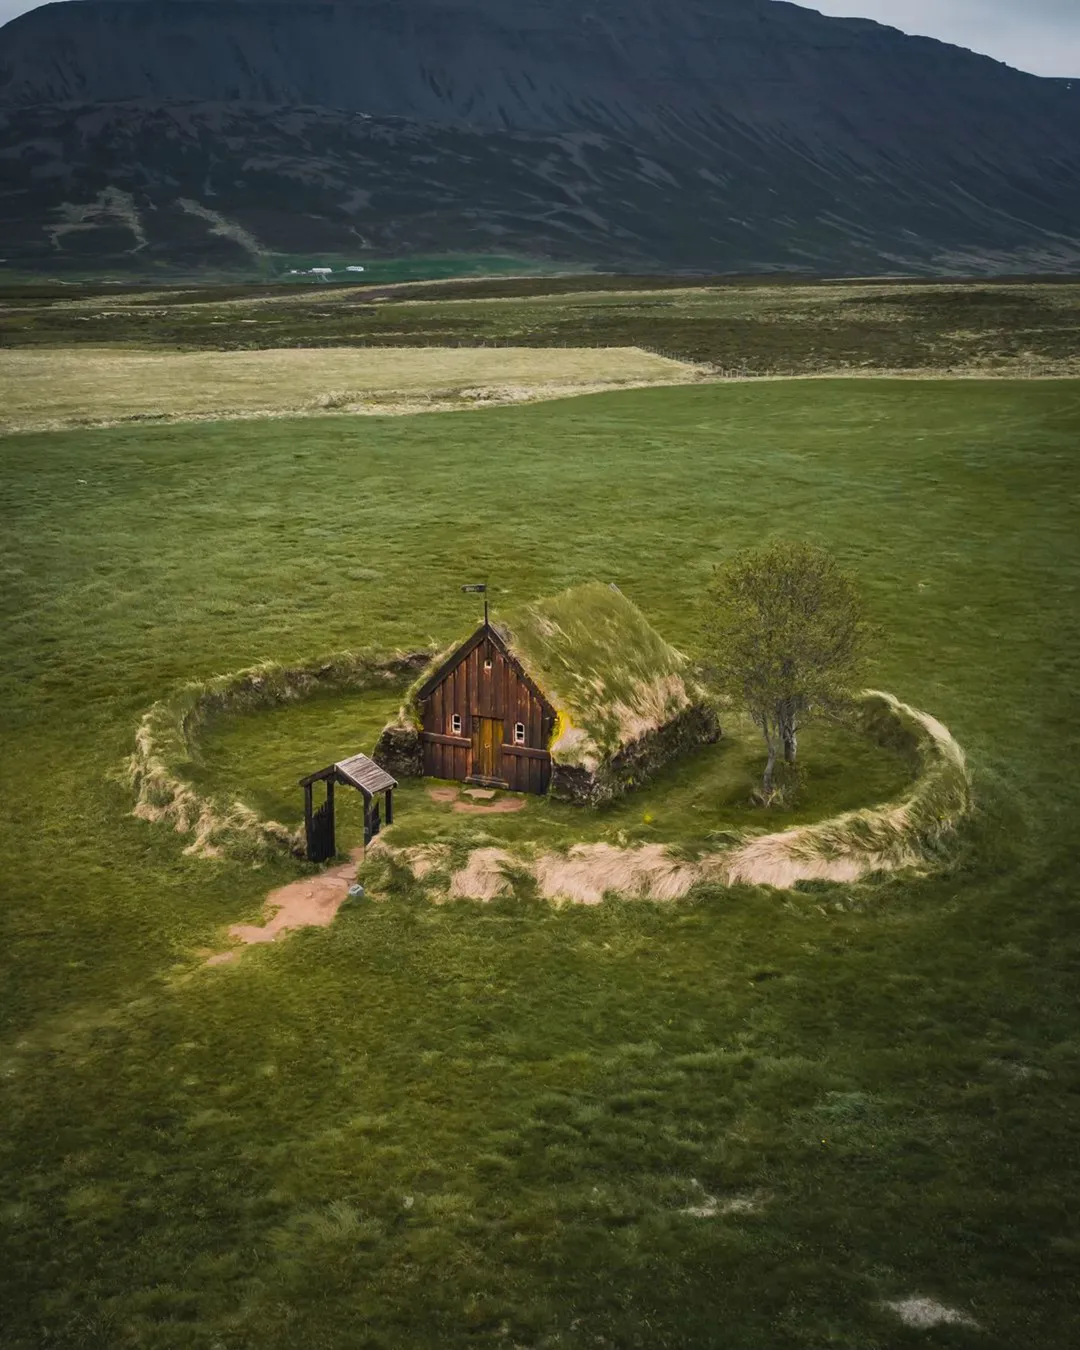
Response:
415,624,556,794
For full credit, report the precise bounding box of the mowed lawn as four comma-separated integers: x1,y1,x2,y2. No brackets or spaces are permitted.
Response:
1,380,1078,1349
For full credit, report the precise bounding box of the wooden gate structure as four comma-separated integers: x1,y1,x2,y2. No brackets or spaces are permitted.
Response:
299,752,397,863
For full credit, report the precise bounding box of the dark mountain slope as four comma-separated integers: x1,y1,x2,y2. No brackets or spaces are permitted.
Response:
3,0,1075,153
1,0,1078,273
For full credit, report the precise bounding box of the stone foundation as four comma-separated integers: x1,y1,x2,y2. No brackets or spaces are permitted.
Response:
379,701,721,802
550,703,721,806
373,720,424,778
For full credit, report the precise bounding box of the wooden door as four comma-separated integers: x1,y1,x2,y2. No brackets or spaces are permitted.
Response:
471,716,503,783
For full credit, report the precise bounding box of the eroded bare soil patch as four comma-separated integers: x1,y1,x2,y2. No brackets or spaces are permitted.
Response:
206,847,364,963
452,798,527,815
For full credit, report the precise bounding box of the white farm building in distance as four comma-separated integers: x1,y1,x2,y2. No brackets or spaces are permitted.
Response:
285,265,365,279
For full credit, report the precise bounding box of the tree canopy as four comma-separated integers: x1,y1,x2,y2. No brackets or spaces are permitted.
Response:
702,540,870,799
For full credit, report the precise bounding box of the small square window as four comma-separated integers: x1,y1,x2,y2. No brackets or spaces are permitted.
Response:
514,722,526,745
451,713,462,734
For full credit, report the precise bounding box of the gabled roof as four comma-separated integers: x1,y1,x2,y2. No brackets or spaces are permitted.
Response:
408,582,701,771
300,752,396,796
413,621,551,712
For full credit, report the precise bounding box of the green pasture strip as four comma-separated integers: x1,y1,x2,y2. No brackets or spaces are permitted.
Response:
0,253,557,296
1,379,1079,1347
265,253,561,286
3,278,1079,378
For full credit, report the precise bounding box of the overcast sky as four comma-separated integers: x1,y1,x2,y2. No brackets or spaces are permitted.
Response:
790,1,1078,77
0,1,1076,78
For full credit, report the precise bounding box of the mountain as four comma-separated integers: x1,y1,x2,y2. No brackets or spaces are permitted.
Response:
1,0,1078,274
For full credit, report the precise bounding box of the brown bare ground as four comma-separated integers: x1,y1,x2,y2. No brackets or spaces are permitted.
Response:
680,1181,769,1218
427,786,461,803
209,847,364,957
452,798,527,814
0,345,703,433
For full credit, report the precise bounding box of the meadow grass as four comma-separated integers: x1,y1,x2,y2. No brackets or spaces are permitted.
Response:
1,378,1079,1347
3,277,1079,378
0,346,699,434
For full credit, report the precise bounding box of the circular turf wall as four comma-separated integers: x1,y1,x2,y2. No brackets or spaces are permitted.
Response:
125,648,429,862
127,662,970,891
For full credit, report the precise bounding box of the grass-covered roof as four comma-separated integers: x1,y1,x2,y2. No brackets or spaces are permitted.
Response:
492,582,700,770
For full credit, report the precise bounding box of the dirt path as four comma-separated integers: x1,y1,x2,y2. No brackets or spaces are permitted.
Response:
204,847,363,965
452,798,527,814
426,784,527,814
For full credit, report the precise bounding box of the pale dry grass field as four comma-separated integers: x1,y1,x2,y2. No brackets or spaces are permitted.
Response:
0,345,703,432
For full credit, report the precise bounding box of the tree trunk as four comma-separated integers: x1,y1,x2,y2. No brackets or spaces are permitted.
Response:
754,711,779,798
762,739,778,797
776,697,798,763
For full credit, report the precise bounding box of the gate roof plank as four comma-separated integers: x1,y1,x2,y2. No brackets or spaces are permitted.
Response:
334,753,398,796
300,752,397,796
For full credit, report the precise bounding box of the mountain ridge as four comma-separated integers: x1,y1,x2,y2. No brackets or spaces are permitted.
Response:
1,0,1078,274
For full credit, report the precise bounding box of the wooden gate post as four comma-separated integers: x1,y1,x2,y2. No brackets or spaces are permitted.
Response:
300,753,397,862
304,781,314,859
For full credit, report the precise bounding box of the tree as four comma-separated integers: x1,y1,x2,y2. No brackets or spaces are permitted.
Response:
702,541,869,800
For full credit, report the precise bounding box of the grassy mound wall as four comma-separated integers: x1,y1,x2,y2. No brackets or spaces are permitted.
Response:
721,691,971,889
373,690,972,899
126,649,429,862
549,703,721,806
494,581,705,770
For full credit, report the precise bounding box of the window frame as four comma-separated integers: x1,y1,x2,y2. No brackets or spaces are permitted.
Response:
450,713,463,735
514,721,526,745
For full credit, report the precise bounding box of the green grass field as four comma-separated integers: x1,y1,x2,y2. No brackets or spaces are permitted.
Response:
2,376,1079,1347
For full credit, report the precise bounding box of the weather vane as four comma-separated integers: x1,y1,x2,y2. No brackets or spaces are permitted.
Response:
461,581,488,625
459,580,488,621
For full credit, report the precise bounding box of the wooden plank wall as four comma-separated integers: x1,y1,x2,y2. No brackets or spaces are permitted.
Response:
421,635,554,792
